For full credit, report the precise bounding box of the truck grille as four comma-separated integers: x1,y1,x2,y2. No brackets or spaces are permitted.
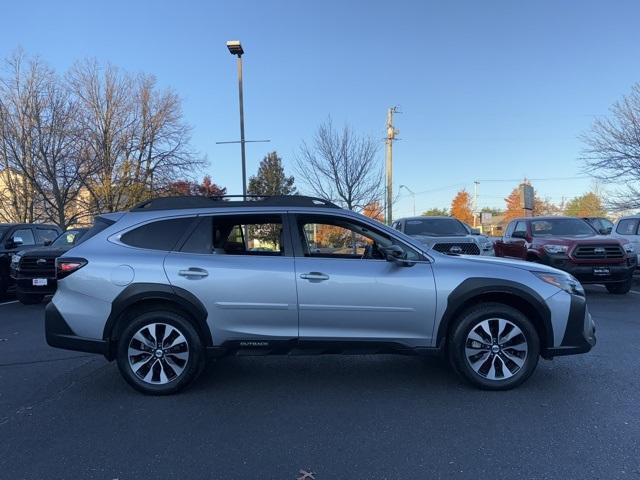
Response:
572,245,624,259
18,256,56,274
432,243,480,255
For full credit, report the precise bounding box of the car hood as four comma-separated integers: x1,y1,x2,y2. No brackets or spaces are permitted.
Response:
410,234,478,247
533,235,622,245
457,253,563,275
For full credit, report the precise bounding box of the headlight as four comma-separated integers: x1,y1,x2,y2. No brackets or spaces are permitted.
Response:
533,271,584,296
481,241,493,251
623,243,635,253
10,254,21,265
543,245,568,255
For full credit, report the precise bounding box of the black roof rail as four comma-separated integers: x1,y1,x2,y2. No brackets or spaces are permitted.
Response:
129,195,341,212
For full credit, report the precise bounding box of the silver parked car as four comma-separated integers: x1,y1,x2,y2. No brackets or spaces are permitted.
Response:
46,196,595,394
392,216,495,255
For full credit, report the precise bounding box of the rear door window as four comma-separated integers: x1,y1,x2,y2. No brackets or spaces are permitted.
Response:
616,219,639,235
121,217,196,251
180,214,286,256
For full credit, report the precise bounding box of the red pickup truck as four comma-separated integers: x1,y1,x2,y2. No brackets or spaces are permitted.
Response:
494,216,636,294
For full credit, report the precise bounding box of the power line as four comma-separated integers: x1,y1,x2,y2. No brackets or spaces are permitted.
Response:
477,175,590,183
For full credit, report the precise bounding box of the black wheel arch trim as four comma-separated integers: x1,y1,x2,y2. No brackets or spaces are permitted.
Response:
103,283,212,354
437,277,554,349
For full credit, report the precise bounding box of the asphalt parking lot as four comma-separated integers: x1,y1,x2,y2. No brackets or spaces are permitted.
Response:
1,284,639,480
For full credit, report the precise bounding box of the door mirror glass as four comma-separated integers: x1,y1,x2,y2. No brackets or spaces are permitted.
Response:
511,231,526,239
12,236,24,246
470,228,481,235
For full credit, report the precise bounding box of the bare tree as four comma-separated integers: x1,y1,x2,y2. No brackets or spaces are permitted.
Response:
0,50,43,223
581,83,640,210
68,60,201,213
0,51,92,228
295,119,382,211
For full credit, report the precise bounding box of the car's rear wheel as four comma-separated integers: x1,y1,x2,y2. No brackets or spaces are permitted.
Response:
17,291,45,305
449,303,540,390
605,278,632,295
116,310,204,395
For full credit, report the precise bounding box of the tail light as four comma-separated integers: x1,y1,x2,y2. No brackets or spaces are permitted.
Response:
56,257,87,279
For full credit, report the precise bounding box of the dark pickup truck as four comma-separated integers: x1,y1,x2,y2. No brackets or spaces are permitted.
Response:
0,223,61,297
494,216,636,294
10,228,87,304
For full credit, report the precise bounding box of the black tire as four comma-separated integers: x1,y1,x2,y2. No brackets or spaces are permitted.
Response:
116,310,205,395
448,302,540,390
17,291,45,305
605,278,632,295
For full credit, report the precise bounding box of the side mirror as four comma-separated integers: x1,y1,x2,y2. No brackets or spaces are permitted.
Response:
381,245,414,267
470,228,481,235
511,231,527,240
11,236,24,247
44,240,52,246
599,227,612,235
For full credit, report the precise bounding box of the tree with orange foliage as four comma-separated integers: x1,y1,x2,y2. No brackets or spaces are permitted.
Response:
504,183,560,220
362,202,384,222
450,190,474,225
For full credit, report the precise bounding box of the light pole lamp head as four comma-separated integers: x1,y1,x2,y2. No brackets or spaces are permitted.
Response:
226,40,244,57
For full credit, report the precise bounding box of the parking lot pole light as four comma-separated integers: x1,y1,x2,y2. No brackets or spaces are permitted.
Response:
399,185,416,216
226,40,247,199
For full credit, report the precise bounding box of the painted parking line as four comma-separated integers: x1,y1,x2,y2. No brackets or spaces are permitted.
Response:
0,300,19,306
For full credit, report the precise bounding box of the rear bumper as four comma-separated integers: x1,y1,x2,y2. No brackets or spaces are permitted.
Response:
45,302,108,356
542,295,596,359
14,276,57,295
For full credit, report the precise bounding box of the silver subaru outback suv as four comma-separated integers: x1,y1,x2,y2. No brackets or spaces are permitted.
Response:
46,196,595,395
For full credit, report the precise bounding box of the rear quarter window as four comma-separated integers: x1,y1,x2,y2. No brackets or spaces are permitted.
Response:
120,217,195,251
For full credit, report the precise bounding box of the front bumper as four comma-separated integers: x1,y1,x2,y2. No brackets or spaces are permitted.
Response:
45,302,109,356
544,256,635,284
542,294,596,358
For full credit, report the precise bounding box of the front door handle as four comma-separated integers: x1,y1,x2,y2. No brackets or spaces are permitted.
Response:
178,268,209,279
299,272,330,281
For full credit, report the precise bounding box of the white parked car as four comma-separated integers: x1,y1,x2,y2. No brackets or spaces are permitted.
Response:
611,215,640,264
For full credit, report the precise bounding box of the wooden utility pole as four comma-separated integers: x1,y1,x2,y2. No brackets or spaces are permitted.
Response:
385,107,399,225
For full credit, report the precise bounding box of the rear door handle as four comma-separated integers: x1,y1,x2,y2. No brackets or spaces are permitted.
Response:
178,268,209,278
299,272,330,281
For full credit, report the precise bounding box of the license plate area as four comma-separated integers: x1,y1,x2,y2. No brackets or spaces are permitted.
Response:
592,267,610,276
32,278,48,286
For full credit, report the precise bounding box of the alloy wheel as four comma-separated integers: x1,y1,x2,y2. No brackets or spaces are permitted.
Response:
464,318,528,380
127,322,190,385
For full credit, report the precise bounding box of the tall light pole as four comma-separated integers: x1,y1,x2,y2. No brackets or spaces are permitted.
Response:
399,185,416,216
226,40,247,198
385,107,399,224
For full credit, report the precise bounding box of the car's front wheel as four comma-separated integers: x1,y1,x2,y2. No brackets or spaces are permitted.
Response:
116,310,205,395
449,303,540,390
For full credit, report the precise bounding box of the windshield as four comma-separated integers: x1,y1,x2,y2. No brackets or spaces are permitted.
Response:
404,218,468,236
51,229,86,247
531,218,596,237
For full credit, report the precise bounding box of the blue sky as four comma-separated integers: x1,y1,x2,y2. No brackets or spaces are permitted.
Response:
2,0,639,217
